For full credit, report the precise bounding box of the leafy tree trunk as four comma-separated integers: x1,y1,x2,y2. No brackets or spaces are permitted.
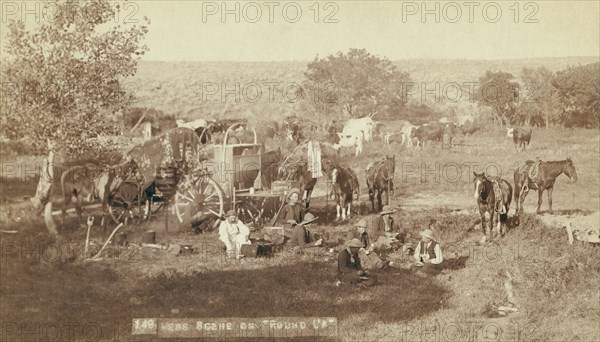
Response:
30,140,58,235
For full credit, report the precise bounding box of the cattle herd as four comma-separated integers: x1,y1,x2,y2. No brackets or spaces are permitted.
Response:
175,115,535,157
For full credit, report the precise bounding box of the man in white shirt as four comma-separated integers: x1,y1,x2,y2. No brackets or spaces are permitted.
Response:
218,210,250,259
411,228,444,276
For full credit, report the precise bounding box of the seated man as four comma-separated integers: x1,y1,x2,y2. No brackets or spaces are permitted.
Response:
218,210,250,259
287,213,324,254
410,228,444,276
275,188,304,230
337,238,375,288
354,219,391,270
370,206,404,249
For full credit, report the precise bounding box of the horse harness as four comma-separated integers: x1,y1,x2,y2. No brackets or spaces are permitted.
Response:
520,159,542,193
480,177,506,214
367,159,394,187
490,178,507,214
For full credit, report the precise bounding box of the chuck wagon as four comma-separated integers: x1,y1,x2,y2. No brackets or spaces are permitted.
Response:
107,123,285,228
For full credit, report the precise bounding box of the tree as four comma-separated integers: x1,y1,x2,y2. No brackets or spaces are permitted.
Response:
552,62,600,128
475,71,519,126
517,67,561,128
1,0,149,233
300,48,412,119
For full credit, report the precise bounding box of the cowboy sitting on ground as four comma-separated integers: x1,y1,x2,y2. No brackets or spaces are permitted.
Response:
287,212,324,254
410,228,444,276
218,210,250,259
275,187,304,230
337,238,376,288
370,205,404,249
354,219,392,270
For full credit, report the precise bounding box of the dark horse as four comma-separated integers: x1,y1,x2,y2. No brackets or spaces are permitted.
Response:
278,160,317,209
513,158,578,214
61,159,141,226
366,155,395,211
473,172,513,239
322,160,359,221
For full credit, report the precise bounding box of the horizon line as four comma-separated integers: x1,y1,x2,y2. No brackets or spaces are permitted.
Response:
137,56,600,63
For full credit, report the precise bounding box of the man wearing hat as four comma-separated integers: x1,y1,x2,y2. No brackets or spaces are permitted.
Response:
411,228,444,275
218,210,250,259
274,187,304,230
287,212,324,254
370,205,404,249
353,219,391,270
337,238,375,287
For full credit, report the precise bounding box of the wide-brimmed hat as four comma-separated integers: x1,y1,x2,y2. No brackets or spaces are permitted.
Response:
298,212,318,226
225,209,237,218
379,205,396,215
420,228,435,240
346,238,363,248
355,219,368,228
286,188,301,201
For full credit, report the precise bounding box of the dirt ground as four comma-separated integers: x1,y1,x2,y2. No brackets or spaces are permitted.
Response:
1,126,599,341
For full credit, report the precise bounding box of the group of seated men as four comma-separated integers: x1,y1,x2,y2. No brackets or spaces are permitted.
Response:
217,187,445,286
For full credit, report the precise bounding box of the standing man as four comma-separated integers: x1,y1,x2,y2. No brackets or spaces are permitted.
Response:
337,238,375,288
411,228,444,276
218,210,250,259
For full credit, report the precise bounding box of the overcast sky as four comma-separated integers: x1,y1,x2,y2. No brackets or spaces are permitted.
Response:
1,0,599,61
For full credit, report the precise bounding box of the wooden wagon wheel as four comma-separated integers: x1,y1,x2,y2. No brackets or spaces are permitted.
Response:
235,198,262,225
174,176,224,224
107,181,150,225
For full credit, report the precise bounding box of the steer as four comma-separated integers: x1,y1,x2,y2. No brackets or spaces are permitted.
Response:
506,127,532,152
335,130,364,157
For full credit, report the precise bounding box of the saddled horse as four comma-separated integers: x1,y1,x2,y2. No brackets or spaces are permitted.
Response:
61,159,141,226
473,172,513,239
322,160,359,221
278,160,317,209
513,158,578,214
366,155,395,211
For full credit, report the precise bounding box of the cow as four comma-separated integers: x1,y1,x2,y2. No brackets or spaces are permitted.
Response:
334,130,364,157
399,121,418,147
176,119,212,144
282,116,304,143
343,116,376,143
507,127,532,152
413,124,444,147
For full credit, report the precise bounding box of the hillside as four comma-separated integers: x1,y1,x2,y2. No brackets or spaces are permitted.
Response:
131,56,599,121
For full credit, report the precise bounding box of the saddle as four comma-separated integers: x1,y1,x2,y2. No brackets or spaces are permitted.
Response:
490,177,507,214
521,159,542,192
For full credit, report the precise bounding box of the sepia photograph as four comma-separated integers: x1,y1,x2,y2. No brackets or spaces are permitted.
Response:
0,1,599,341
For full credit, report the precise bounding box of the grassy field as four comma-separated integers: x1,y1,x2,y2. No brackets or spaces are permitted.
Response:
0,126,598,341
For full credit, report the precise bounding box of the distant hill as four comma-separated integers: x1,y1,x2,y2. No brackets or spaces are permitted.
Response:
130,57,599,121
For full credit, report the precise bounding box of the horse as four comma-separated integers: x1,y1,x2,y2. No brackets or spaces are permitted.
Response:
322,160,359,221
473,172,513,239
61,159,140,226
277,160,317,209
366,155,395,212
513,158,578,214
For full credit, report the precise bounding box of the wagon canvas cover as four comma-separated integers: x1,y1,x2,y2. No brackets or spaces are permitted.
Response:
125,127,209,183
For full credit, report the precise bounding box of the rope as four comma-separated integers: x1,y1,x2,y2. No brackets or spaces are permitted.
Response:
491,178,506,214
